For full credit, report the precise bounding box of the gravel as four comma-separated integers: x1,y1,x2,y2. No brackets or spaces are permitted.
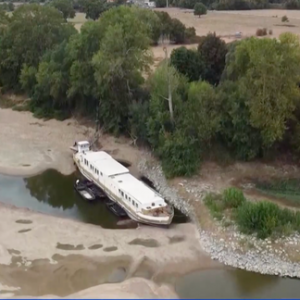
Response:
138,157,300,278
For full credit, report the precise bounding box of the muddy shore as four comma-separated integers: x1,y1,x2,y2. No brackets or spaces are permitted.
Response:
2,107,300,298
0,108,220,298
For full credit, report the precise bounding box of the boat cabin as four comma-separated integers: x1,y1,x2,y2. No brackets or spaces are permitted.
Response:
71,141,91,153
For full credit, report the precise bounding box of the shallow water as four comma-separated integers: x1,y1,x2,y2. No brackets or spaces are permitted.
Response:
1,170,298,298
0,170,187,228
175,268,300,299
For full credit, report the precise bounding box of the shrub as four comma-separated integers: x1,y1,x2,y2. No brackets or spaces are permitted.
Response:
204,193,224,220
223,187,246,208
235,201,281,239
158,130,201,178
282,15,289,22
256,28,267,36
285,0,300,9
184,27,198,43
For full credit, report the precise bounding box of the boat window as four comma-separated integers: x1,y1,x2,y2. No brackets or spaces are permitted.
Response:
100,172,103,176
121,191,124,197
132,200,135,206
128,197,131,202
125,195,127,200
136,203,138,208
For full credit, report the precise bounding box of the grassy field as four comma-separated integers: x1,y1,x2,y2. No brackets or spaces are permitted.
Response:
70,9,300,38
255,178,300,207
68,9,300,63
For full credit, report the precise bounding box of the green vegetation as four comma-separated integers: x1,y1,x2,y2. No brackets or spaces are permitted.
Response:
256,179,300,206
154,0,300,10
49,0,75,20
194,3,207,17
1,4,300,179
204,188,300,239
0,2,14,11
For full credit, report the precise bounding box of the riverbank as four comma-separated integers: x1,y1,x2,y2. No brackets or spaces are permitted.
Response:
1,107,300,297
138,158,300,278
0,108,142,177
0,202,219,297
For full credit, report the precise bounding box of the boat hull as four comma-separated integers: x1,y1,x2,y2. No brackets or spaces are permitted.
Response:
73,155,173,226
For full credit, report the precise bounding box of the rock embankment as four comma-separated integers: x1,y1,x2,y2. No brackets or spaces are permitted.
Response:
138,157,300,278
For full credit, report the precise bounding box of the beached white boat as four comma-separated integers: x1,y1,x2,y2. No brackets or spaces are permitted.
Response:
70,141,174,226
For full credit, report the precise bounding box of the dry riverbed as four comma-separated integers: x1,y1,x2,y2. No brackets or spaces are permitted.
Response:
0,108,219,298
1,107,300,298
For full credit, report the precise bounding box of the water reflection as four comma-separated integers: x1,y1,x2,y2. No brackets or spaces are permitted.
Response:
24,170,75,210
175,268,300,299
0,169,187,228
0,170,128,228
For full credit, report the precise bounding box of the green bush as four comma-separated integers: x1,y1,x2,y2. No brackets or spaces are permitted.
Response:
204,193,224,220
204,187,300,239
234,200,300,239
235,201,281,238
285,0,300,9
223,187,246,208
159,130,201,178
194,2,207,18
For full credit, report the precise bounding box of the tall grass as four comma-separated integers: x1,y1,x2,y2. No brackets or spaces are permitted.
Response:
256,178,300,206
203,187,300,239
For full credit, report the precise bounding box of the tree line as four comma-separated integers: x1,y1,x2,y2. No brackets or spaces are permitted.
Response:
155,0,300,10
1,4,300,179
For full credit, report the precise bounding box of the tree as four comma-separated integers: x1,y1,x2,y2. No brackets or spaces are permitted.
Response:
169,18,185,44
184,81,220,143
147,61,188,149
84,0,107,20
170,46,204,81
217,80,263,160
0,4,76,90
198,32,227,85
194,3,207,17
135,8,161,45
155,11,172,40
50,0,75,20
92,6,153,134
224,33,300,149
66,21,103,113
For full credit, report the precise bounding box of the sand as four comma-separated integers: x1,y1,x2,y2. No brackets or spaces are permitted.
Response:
0,108,142,177
0,203,219,297
0,108,220,298
10,277,179,299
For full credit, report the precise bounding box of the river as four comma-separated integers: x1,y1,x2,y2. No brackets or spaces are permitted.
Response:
0,170,299,298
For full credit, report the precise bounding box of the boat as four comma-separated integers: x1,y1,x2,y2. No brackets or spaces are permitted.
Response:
70,141,174,226
106,199,128,217
74,179,96,201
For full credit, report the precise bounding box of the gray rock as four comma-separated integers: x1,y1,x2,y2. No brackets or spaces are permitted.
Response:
137,157,300,279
